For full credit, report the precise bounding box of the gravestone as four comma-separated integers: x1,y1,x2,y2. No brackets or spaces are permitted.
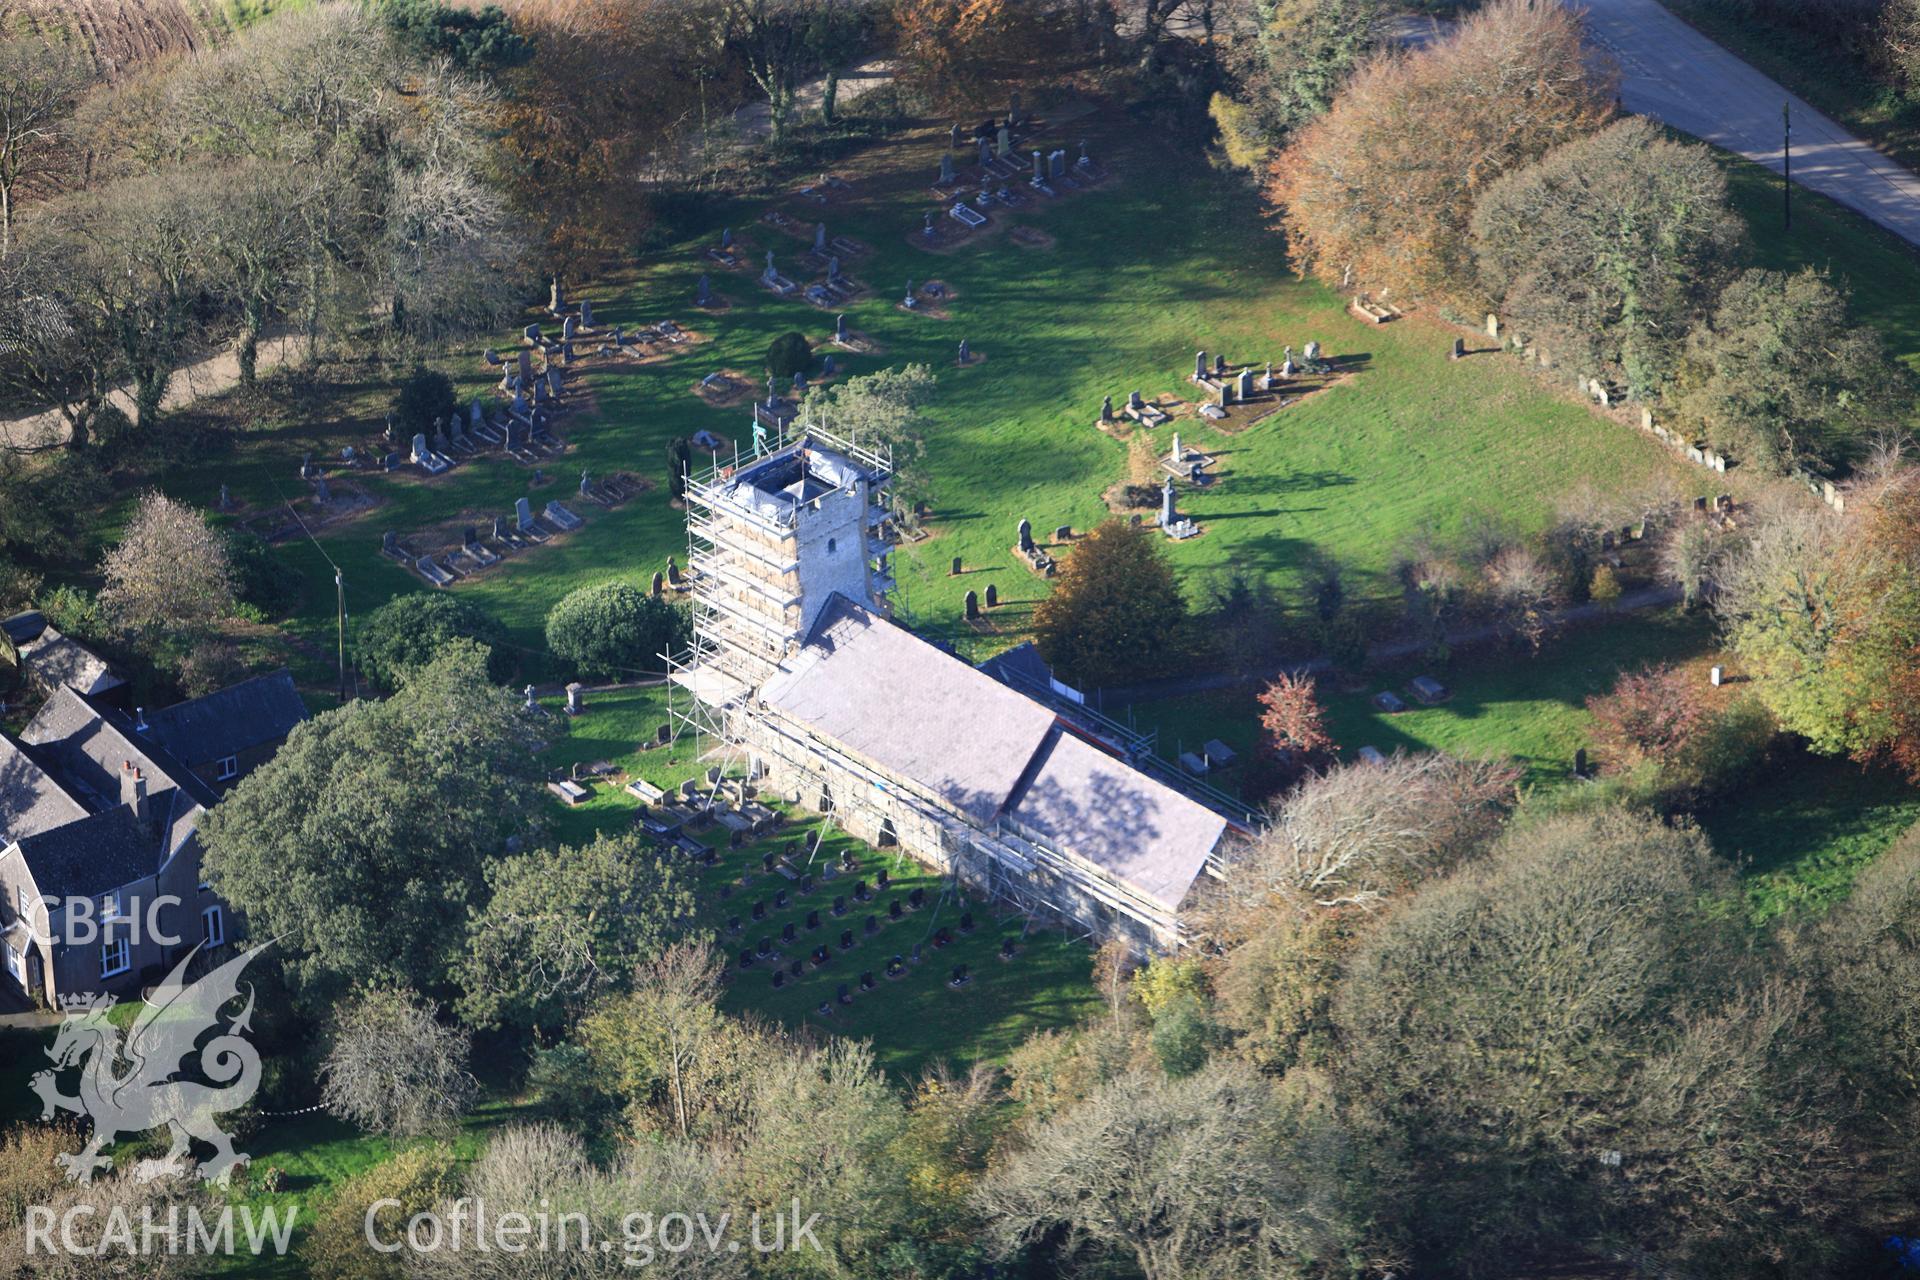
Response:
996,124,1010,157
313,474,331,504
978,136,992,168
1449,336,1464,360
1031,150,1042,182
939,153,955,185
721,227,733,250
950,556,963,576
651,571,665,597
1017,518,1034,553
814,223,828,255
923,212,935,239
1195,350,1206,379
1486,314,1500,339
516,497,535,531
835,313,848,343
565,683,584,715
1054,524,1071,542
1161,476,1177,527
964,589,980,620
695,274,712,306
1048,149,1065,179
549,277,565,313
950,122,962,149
217,484,232,511
1710,665,1725,687
1100,394,1113,422
958,338,970,364
821,354,835,375
1237,368,1254,399
984,583,998,608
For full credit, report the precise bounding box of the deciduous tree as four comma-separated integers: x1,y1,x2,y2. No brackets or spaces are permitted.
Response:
1471,118,1745,399
1674,267,1908,472
198,643,545,1009
1267,0,1612,305
459,834,696,1034
98,492,234,644
320,987,477,1139
1032,519,1188,688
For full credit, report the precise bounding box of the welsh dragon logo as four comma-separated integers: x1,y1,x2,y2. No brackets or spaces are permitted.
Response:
30,944,267,1185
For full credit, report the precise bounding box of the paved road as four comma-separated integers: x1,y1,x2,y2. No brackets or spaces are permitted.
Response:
1583,0,1920,248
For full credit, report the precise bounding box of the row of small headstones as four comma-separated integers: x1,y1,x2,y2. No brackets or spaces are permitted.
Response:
1478,314,1738,474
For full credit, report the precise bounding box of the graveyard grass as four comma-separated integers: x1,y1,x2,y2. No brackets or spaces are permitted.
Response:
536,684,1102,1078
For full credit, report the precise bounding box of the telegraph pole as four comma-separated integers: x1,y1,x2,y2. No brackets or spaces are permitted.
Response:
1783,100,1792,231
335,567,347,702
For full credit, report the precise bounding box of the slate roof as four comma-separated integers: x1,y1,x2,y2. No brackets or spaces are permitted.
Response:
17,626,123,696
975,641,1055,690
0,735,87,846
760,597,1057,825
1006,728,1226,913
141,670,306,767
12,805,156,901
1,611,46,647
22,687,178,812
759,595,1224,912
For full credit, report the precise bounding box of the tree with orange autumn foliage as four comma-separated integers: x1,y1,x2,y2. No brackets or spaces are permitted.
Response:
893,0,1058,111
1265,0,1612,307
497,1,729,280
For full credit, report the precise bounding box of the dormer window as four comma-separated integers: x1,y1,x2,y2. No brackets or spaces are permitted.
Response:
100,891,121,922
826,538,837,554
216,755,239,782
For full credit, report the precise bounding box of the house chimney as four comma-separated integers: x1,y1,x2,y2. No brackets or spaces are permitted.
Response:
120,761,148,826
134,706,148,732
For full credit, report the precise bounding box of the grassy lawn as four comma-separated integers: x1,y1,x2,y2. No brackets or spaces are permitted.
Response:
1699,752,1920,922
1128,608,1721,792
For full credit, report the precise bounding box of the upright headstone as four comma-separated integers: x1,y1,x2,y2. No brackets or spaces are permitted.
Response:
1161,476,1177,527
1009,89,1022,123
814,223,828,255
720,227,733,250
964,589,980,620
996,125,1010,158
939,153,956,186
516,496,534,530
1237,368,1253,399
958,338,970,364
217,484,232,511
984,583,998,608
1100,394,1113,422
923,212,935,239
1031,149,1043,182
1017,518,1034,553
549,276,565,313
835,313,848,343
1449,336,1464,360
978,136,992,168
579,299,594,329
565,683,584,715
696,274,712,306
1195,350,1206,379
517,348,533,386
950,122,962,150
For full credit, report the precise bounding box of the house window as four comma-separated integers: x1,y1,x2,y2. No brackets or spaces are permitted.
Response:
826,537,837,554
100,891,121,922
216,756,239,782
201,905,225,948
4,944,21,984
15,885,32,922
100,936,130,979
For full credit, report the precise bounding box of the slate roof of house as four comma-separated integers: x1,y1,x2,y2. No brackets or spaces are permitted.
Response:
1006,728,1226,913
759,595,1224,912
141,670,306,767
17,626,123,696
1,611,46,647
0,735,87,847
20,687,217,814
12,805,155,901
